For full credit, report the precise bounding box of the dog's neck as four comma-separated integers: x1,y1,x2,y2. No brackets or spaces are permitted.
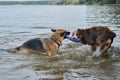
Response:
50,36,62,47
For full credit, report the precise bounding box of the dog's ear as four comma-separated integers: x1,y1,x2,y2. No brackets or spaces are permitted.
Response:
51,29,56,32
78,29,81,31
78,29,83,32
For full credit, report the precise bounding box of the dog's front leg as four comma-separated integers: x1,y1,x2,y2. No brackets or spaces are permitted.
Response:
93,46,101,57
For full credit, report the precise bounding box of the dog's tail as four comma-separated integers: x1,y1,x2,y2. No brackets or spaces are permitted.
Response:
15,46,20,51
0,47,20,53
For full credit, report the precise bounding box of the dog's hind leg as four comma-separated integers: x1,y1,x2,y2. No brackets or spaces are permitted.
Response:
100,39,112,54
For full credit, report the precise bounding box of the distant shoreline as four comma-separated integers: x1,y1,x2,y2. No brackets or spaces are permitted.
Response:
0,1,119,5
0,1,52,5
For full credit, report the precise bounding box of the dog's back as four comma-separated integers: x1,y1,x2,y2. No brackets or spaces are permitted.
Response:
88,26,116,42
20,38,45,51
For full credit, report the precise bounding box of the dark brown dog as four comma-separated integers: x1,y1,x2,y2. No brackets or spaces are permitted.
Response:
16,29,70,56
72,26,116,55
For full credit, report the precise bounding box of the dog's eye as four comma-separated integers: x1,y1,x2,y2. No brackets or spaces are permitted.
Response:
61,31,70,36
76,33,79,36
60,32,65,36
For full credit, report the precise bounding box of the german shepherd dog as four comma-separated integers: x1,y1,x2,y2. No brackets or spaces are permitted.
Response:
72,26,116,55
16,29,70,56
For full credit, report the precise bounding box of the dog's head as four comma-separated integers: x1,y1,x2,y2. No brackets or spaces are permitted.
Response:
51,29,70,39
51,29,70,46
72,29,83,40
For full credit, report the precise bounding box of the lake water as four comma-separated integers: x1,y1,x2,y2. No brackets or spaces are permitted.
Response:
0,5,120,80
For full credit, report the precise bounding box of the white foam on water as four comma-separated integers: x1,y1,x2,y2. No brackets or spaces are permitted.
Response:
92,47,101,57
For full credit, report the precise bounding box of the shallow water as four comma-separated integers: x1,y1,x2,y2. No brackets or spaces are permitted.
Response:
0,5,120,80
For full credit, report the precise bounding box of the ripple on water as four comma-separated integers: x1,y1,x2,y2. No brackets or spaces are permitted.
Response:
0,35,120,80
21,42,118,80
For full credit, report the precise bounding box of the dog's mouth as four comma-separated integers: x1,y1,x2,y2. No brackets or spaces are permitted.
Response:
73,37,76,39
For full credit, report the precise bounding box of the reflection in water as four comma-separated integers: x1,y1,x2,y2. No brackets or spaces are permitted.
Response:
0,5,120,80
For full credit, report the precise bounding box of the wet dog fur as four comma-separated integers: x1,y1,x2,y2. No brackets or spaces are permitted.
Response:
16,29,70,56
72,26,116,55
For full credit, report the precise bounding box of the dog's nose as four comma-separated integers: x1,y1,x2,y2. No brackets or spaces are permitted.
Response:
66,32,70,35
